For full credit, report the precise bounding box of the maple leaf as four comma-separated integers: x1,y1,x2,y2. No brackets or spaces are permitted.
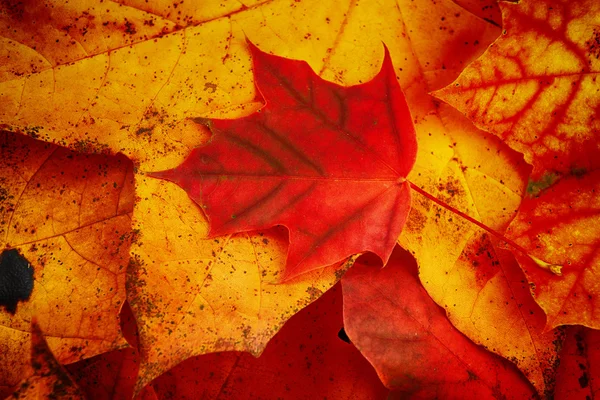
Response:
0,0,589,397
149,42,417,279
0,133,133,392
149,283,387,399
342,247,539,398
434,0,600,179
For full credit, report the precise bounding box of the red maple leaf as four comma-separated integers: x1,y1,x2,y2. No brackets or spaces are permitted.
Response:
150,42,417,279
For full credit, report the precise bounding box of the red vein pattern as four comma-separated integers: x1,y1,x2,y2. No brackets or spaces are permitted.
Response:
150,42,417,279
435,0,600,178
506,171,600,329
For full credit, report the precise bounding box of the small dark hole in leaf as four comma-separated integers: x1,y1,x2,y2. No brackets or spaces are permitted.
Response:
338,327,351,344
0,248,34,314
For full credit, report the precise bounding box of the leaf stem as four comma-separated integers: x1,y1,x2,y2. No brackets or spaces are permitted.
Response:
407,181,562,276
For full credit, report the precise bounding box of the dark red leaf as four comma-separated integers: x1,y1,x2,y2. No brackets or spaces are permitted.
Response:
342,247,537,399
150,42,417,279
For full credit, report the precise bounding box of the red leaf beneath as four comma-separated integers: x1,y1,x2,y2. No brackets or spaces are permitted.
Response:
150,42,417,279
342,247,536,399
150,284,388,399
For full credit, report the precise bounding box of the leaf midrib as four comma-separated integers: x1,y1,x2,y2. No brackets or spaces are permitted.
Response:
196,173,401,182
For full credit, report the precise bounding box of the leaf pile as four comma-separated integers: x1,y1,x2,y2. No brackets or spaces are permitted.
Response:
0,0,599,398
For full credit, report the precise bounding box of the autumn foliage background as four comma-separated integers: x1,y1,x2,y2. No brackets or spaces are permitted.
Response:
0,0,599,398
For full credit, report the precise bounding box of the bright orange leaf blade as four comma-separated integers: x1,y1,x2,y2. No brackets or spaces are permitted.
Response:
506,171,600,329
149,42,417,279
342,247,536,399
434,0,600,178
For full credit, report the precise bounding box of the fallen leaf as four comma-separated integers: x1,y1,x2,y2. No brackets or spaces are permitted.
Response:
0,132,133,391
0,0,581,396
119,0,488,387
150,42,417,279
434,0,600,178
122,0,562,394
9,319,85,400
128,175,353,391
506,171,600,329
554,326,600,399
342,247,536,399
150,283,388,399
